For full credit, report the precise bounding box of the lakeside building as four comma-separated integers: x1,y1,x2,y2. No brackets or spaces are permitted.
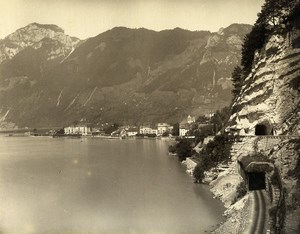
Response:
179,115,196,137
204,113,215,119
64,125,92,136
139,126,158,135
91,127,105,136
157,123,173,136
126,127,139,137
179,124,189,136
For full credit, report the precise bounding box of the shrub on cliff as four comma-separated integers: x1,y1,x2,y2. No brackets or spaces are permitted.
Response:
231,66,243,101
241,24,269,75
193,135,233,182
210,107,231,134
200,135,232,167
236,181,247,200
240,0,299,77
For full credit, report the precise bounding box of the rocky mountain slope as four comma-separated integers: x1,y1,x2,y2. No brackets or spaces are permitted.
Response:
226,31,300,135
0,23,251,128
212,1,300,232
0,23,80,64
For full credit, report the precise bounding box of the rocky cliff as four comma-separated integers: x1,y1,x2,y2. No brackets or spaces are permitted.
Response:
0,23,251,128
226,25,300,136
212,4,300,232
0,23,80,64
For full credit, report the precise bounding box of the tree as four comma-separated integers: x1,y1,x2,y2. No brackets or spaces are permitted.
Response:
231,66,243,100
104,123,120,135
258,0,297,27
171,123,179,136
193,164,205,183
188,124,214,144
176,138,193,161
55,128,65,135
210,107,231,134
196,115,209,124
241,0,299,75
241,24,269,74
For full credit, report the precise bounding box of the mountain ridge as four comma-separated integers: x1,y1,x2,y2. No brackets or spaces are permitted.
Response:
0,23,252,129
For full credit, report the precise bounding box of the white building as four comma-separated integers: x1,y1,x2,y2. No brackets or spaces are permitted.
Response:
187,115,196,124
139,126,158,135
179,115,194,137
157,123,173,136
64,125,92,136
179,128,189,137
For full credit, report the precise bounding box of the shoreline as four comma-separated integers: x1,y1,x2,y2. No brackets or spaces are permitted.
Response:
180,157,251,233
180,158,229,233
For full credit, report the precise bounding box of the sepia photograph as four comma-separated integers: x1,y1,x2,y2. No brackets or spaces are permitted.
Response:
0,0,299,233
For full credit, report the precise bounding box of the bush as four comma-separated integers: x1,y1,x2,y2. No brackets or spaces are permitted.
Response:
270,170,281,187
193,134,233,182
168,138,194,161
200,135,232,166
236,181,247,199
193,163,205,183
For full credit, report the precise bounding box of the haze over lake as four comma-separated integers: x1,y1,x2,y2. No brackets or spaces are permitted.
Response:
0,137,224,234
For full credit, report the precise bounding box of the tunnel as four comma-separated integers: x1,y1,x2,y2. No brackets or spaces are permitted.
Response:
248,172,266,191
238,154,273,191
255,124,268,135
255,123,273,135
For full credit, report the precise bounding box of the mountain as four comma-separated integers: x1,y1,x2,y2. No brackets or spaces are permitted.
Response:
0,23,252,128
0,23,80,64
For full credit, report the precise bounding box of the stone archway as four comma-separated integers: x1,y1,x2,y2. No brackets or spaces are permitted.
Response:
237,154,274,191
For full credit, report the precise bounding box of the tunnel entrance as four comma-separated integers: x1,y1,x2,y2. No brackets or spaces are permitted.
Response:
255,124,268,135
255,123,274,135
248,172,266,191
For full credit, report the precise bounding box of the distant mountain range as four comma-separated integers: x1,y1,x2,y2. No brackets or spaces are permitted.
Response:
0,23,252,128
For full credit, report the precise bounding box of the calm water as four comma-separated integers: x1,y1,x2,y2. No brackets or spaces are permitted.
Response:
0,137,224,234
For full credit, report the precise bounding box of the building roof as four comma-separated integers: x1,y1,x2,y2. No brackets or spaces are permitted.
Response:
157,123,171,127
127,127,138,132
179,123,190,129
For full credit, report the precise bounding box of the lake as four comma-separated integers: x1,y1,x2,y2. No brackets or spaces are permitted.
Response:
0,137,224,234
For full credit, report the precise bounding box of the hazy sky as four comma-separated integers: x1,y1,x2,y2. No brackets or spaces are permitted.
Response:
0,0,265,39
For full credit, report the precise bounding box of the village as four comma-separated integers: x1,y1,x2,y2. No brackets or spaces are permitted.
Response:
61,115,202,138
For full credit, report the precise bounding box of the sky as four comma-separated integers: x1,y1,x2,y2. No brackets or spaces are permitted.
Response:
0,0,265,40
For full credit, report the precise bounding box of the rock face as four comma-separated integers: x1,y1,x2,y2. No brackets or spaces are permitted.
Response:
227,28,300,135
0,23,80,64
211,19,300,233
0,23,251,128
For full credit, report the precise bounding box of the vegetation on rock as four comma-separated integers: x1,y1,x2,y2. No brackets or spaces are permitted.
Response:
193,135,233,183
240,0,300,76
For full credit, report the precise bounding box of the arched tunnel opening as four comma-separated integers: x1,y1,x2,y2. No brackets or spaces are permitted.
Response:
248,172,266,191
255,124,273,135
